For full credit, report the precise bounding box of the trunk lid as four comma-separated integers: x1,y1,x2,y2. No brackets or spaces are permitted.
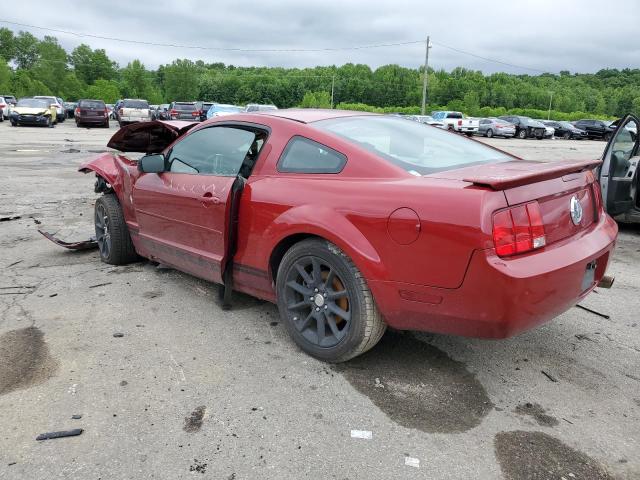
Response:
428,158,602,246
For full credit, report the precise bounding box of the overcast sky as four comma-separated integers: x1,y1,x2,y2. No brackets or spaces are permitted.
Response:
2,0,639,74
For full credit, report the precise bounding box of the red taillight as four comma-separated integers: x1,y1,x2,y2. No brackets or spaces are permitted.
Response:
104,108,109,117
170,109,178,117
492,201,546,257
457,120,463,126
192,110,200,116
75,107,80,115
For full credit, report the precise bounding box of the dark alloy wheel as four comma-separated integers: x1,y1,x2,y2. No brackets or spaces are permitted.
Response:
283,255,352,348
94,194,138,265
276,239,386,362
563,132,571,140
518,129,527,139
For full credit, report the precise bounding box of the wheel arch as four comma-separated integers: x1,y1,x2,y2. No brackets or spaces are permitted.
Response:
265,207,387,285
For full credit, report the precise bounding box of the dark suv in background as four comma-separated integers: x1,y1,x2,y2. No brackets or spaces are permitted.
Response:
542,120,587,139
572,119,616,140
168,101,200,120
75,99,109,128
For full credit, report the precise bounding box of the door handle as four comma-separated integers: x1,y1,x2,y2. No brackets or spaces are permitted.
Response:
202,192,220,206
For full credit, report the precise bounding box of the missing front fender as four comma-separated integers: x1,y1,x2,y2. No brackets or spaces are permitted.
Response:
94,175,113,194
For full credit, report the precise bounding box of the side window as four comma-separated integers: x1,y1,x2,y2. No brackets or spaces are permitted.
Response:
167,126,260,176
278,136,347,174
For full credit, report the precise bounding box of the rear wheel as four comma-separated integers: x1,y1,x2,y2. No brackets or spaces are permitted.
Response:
563,132,571,139
276,239,386,363
486,129,494,138
518,129,527,139
94,194,138,265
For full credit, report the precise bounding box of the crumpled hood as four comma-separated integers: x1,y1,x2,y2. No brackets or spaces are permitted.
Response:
107,120,198,153
13,107,49,115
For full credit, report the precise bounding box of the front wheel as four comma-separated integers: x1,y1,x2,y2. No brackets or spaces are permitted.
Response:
486,129,494,138
276,239,386,362
94,194,138,265
563,132,571,140
518,129,527,139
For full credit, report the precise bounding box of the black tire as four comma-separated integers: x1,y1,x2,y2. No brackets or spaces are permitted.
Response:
276,238,386,362
104,120,110,128
10,120,17,127
604,132,612,141
47,116,53,128
486,129,494,138
94,194,138,265
563,132,571,140
465,132,473,137
518,129,527,139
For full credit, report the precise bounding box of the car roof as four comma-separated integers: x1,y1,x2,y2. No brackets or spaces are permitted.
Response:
256,108,377,123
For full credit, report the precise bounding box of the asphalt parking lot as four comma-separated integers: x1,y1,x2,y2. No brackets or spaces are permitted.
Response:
0,120,638,480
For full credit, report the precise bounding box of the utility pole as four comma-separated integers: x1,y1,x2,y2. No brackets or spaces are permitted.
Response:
331,75,335,109
547,91,554,120
421,36,431,115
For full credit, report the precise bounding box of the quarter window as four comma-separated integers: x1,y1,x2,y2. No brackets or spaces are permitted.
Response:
278,136,347,174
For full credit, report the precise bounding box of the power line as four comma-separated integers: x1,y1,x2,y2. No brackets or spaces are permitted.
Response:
431,40,552,74
0,19,424,52
0,18,554,73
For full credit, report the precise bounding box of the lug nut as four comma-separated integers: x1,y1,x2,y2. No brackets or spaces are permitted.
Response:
314,288,319,293
324,305,328,310
315,307,320,312
323,292,327,298
309,297,314,301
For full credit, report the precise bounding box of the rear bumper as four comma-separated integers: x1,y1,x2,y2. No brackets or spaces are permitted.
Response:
77,116,107,124
369,213,618,338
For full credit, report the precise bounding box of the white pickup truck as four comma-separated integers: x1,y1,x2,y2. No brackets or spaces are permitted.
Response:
431,111,479,136
117,99,150,126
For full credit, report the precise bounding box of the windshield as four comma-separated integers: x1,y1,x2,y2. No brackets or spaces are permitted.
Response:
123,100,149,109
17,98,50,109
315,116,513,175
559,121,573,128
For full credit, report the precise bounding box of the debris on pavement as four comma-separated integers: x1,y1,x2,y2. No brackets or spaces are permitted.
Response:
575,304,610,320
38,230,98,251
6,260,23,268
71,415,82,420
374,377,385,388
0,215,21,222
89,282,112,289
404,456,420,468
36,428,83,441
350,430,372,439
113,332,124,338
541,371,558,383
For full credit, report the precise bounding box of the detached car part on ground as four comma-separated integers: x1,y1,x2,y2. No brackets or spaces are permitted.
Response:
66,110,632,363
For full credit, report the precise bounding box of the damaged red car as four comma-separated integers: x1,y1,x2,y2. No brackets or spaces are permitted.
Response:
78,110,619,362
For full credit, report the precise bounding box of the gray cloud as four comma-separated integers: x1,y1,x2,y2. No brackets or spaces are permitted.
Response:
3,0,639,73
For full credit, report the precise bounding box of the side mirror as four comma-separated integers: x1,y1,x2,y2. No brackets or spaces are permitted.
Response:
138,154,166,173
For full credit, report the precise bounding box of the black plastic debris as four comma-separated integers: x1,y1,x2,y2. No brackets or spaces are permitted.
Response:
36,429,83,441
71,415,82,420
541,370,558,383
38,230,98,251
113,332,124,338
0,215,21,222
576,304,610,320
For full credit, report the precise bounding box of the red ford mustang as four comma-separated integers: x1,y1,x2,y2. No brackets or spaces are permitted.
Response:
78,109,618,362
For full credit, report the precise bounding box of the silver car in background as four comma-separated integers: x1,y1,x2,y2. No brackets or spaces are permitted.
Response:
478,117,516,138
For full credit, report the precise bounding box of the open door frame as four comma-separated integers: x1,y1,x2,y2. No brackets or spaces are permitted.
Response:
600,113,639,217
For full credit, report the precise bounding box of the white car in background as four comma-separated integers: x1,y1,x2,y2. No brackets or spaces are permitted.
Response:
431,111,479,136
34,96,65,122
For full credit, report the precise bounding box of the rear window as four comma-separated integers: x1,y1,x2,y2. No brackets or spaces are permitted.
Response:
79,100,105,109
123,100,149,109
174,103,197,111
446,112,463,119
315,116,512,175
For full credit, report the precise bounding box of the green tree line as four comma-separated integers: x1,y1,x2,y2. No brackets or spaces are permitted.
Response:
1,28,639,119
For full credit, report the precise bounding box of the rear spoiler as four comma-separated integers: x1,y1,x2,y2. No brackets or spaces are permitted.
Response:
463,159,602,190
